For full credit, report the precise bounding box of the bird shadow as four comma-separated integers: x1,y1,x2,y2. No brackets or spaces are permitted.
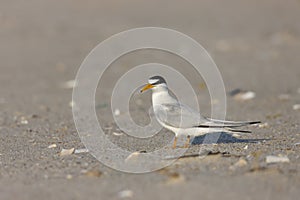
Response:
191,132,268,145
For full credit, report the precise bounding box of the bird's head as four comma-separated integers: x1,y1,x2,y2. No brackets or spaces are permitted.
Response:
140,75,167,93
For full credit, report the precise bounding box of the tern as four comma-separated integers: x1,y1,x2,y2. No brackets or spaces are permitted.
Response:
140,75,260,148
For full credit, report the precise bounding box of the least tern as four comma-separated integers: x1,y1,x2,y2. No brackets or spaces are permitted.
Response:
140,75,260,148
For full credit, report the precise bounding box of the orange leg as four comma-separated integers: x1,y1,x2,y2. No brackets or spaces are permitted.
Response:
184,135,191,148
172,137,178,149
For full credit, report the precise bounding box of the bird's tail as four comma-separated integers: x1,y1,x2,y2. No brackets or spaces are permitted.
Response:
205,118,261,128
207,118,261,125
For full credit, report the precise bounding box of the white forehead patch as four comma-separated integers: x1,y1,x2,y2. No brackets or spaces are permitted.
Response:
148,79,159,84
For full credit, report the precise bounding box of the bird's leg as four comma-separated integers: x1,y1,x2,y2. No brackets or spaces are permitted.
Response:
172,137,178,149
184,135,191,148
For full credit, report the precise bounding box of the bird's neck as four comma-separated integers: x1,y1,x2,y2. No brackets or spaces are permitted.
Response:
152,87,175,105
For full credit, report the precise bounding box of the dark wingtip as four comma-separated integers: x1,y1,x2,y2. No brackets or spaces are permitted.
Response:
249,121,261,125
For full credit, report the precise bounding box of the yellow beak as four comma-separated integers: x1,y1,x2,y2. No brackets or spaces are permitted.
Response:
140,84,154,93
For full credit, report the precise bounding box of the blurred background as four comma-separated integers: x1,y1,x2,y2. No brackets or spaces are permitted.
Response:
0,0,299,199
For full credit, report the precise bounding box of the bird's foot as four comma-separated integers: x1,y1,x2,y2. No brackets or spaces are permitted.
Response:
172,137,178,149
183,135,191,148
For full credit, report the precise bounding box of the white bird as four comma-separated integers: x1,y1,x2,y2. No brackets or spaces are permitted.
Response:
140,75,260,148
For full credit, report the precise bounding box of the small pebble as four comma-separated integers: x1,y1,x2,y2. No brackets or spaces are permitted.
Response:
258,122,269,128
266,155,290,164
243,145,248,150
66,174,73,179
48,144,57,149
114,109,120,116
69,101,75,108
293,104,300,110
230,89,256,101
235,91,256,101
60,148,75,156
20,117,28,125
113,132,123,136
74,148,89,154
118,190,133,198
84,169,102,177
125,151,141,162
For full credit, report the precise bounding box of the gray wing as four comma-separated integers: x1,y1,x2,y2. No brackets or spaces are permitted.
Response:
154,103,205,128
155,103,260,128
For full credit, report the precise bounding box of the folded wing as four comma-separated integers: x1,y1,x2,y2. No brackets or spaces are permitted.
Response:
154,103,260,129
